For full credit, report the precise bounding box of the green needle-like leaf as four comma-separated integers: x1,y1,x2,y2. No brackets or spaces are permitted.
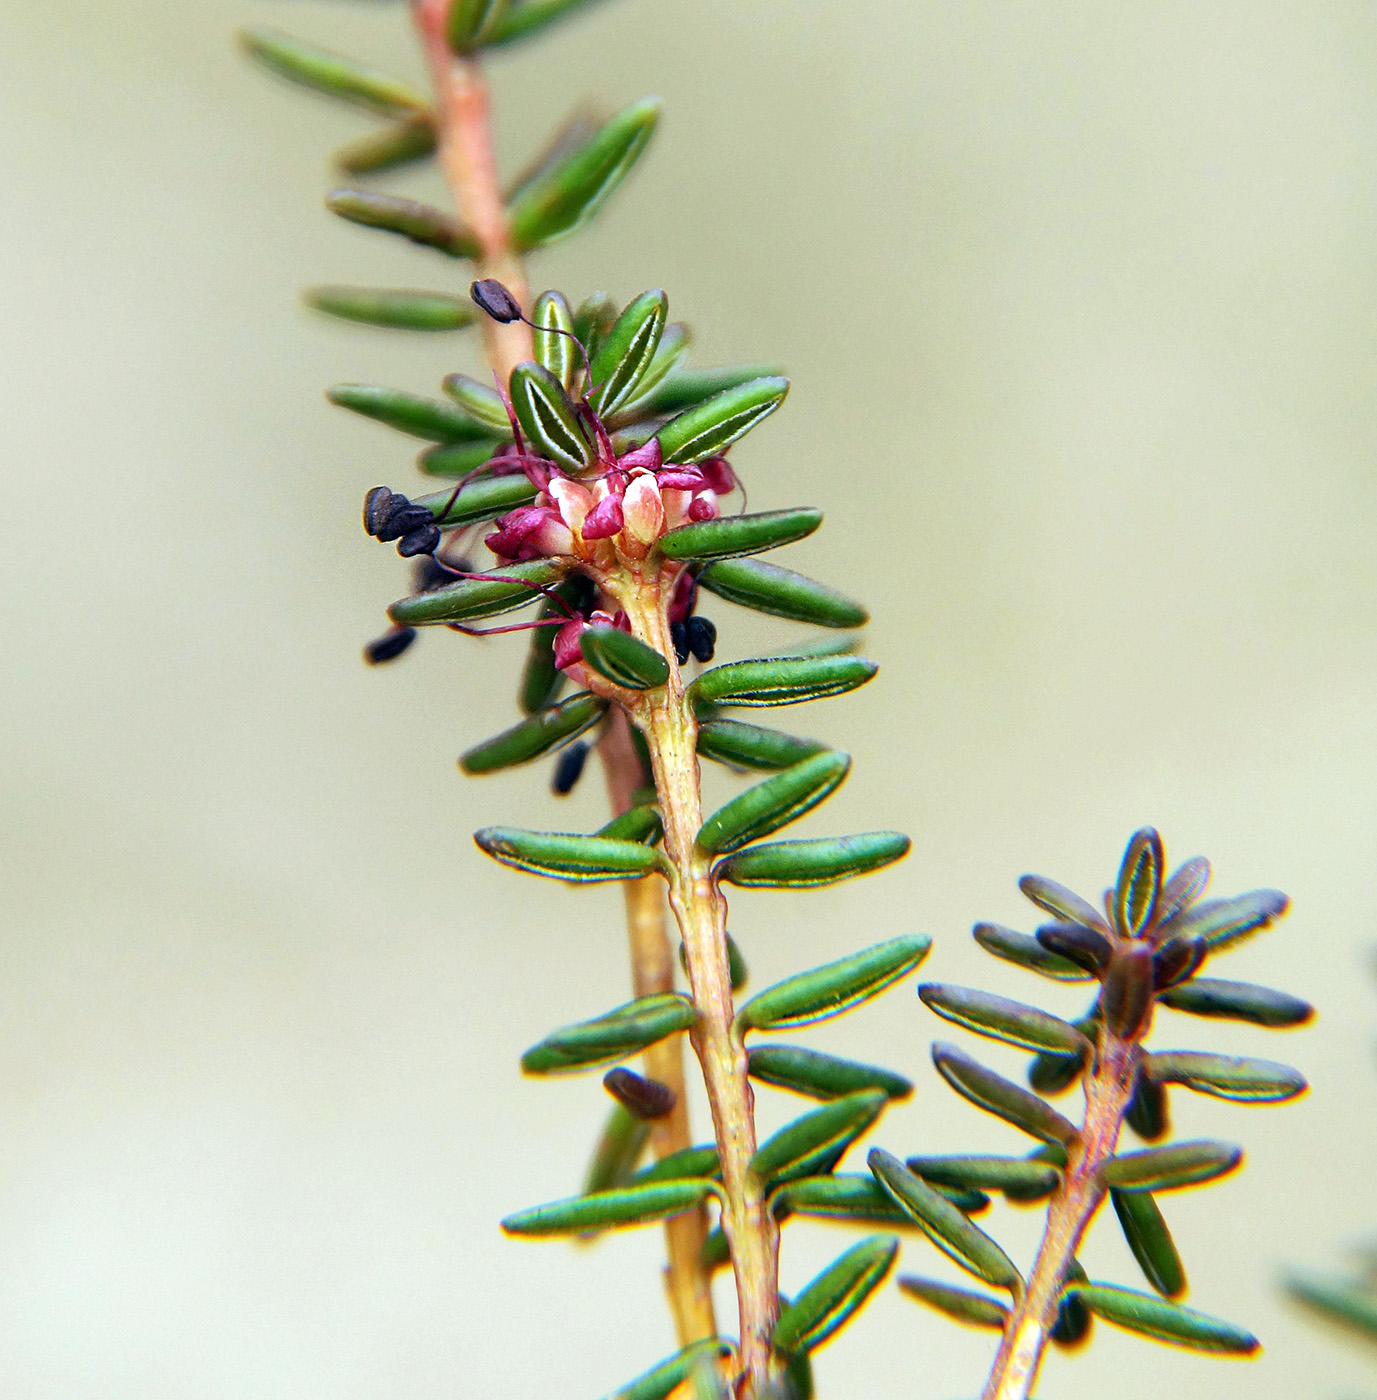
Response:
738,936,930,1032
459,692,606,774
508,361,595,471
305,286,475,332
696,719,827,771
508,97,660,252
589,289,668,415
441,373,516,432
531,290,579,390
770,1174,930,1228
1157,978,1313,1027
448,0,509,50
608,1342,736,1400
417,440,510,477
716,833,910,889
521,993,697,1074
1284,1270,1377,1343
869,1149,1021,1289
1114,827,1163,938
748,1045,913,1101
574,291,619,361
518,582,585,713
501,1178,714,1235
598,806,664,845
474,827,666,883
1163,888,1289,952
488,0,609,46
1068,1283,1257,1354
689,655,877,709
390,560,564,626
326,189,479,258
972,922,1093,982
583,1103,650,1196
931,1041,1078,1144
1145,1050,1307,1103
1102,1140,1242,1193
655,377,790,463
334,116,437,176
579,627,670,690
904,1155,1060,1202
697,751,851,856
1019,874,1109,932
772,1235,898,1355
659,508,823,562
631,1145,720,1186
1112,1188,1186,1297
623,364,784,420
328,383,499,443
749,1090,888,1187
239,28,430,117
607,323,689,421
697,559,868,629
897,1276,1010,1331
919,984,1092,1056
413,477,537,530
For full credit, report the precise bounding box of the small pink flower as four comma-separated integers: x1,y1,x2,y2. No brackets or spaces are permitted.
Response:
547,477,593,535
622,471,666,544
581,493,625,540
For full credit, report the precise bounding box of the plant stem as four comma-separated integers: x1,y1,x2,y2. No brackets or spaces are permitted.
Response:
615,567,781,1392
412,0,530,378
409,0,717,1348
598,712,717,1345
981,1032,1140,1400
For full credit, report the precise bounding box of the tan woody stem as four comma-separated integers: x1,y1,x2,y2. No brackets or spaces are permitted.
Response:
612,566,782,1392
981,1032,1140,1400
408,0,716,1348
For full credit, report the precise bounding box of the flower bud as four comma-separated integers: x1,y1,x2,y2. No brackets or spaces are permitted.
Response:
622,472,665,543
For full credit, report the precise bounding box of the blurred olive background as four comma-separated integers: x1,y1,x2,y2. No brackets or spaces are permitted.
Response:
4,1,1377,1396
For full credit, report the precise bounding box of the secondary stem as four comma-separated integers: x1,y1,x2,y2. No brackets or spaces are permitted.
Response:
981,1033,1140,1400
616,567,781,1391
409,0,716,1348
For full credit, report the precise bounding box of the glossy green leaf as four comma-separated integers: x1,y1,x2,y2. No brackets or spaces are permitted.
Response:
417,440,509,478
1145,1050,1307,1103
607,1341,735,1400
631,1144,720,1186
897,1276,1009,1330
748,1046,913,1102
659,508,822,562
697,559,868,629
608,323,690,420
626,364,784,420
580,627,670,690
931,1042,1077,1144
441,373,515,432
869,1149,1021,1289
655,377,790,464
460,692,606,774
518,598,568,714
905,1154,1060,1202
1112,1188,1186,1297
1019,874,1108,932
521,993,697,1074
738,936,930,1032
489,0,608,44
589,289,668,415
1164,888,1289,951
334,116,437,176
1126,1071,1170,1142
239,28,429,116
773,1235,898,1355
919,984,1091,1056
508,361,594,471
1036,922,1113,975
696,719,827,771
390,560,563,625
573,291,619,362
1157,978,1313,1027
770,1174,931,1228
326,189,479,258
448,0,509,49
1102,1140,1242,1193
700,1226,730,1273
412,476,537,529
697,751,850,857
678,934,748,992
328,383,497,443
475,827,665,883
532,289,580,389
502,1178,714,1236
1068,1283,1256,1353
583,1103,650,1196
305,286,474,332
598,804,663,845
508,97,660,252
716,833,910,889
749,1090,887,1187
971,922,1093,981
689,655,876,709
1049,1259,1093,1348
1283,1270,1377,1343
1115,827,1163,938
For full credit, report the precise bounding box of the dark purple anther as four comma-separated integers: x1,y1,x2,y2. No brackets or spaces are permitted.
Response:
470,278,523,323
363,626,416,665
